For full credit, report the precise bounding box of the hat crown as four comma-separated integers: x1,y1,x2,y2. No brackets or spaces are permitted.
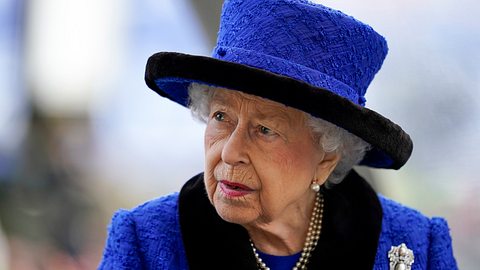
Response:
213,0,388,105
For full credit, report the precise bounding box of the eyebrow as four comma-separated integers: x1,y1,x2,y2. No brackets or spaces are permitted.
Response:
211,92,297,127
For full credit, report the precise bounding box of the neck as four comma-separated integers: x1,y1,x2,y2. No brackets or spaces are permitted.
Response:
247,226,306,255
245,194,317,255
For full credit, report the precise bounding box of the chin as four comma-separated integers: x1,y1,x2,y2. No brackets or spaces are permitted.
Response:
215,207,253,225
213,191,257,225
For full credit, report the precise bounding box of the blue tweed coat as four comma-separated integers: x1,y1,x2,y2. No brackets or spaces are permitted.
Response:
99,171,457,269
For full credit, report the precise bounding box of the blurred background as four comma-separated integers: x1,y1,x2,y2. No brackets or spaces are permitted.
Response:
0,0,478,269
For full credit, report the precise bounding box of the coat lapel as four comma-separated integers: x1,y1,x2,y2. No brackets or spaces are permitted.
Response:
308,170,383,268
178,170,382,269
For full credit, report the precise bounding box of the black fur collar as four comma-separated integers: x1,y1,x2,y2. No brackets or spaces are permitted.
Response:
178,170,382,269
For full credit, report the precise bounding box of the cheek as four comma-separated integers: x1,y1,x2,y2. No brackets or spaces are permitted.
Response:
269,145,309,173
204,124,225,202
259,142,318,191
204,125,223,171
204,123,216,150
204,121,230,151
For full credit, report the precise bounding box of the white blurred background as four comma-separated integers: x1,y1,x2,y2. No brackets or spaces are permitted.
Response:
0,0,478,269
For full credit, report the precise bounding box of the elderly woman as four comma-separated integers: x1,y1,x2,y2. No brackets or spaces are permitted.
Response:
99,0,457,269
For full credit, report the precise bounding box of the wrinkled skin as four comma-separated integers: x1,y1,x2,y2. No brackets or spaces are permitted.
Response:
203,88,340,255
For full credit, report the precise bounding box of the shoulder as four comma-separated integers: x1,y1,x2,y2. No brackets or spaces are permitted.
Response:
378,195,455,243
99,192,187,270
107,192,180,232
129,192,180,227
378,195,431,230
109,192,181,238
127,192,183,249
374,195,457,269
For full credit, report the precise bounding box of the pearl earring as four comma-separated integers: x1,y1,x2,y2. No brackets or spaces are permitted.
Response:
310,182,320,192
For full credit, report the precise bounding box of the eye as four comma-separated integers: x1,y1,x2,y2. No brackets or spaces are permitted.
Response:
259,125,276,136
213,111,225,121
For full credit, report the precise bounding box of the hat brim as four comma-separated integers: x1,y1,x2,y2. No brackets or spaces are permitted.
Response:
145,52,413,169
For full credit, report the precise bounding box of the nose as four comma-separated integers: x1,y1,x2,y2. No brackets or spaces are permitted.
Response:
221,126,250,166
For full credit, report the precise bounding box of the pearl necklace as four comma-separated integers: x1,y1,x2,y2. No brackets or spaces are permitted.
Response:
250,193,324,270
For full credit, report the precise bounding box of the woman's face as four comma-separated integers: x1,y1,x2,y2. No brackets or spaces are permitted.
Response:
204,88,339,226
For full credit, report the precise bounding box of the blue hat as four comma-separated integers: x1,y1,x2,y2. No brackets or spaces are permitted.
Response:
145,0,413,169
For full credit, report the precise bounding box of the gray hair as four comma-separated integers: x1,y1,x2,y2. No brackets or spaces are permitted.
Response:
187,83,371,187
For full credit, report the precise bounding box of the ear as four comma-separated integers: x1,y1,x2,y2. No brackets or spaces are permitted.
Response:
314,151,341,185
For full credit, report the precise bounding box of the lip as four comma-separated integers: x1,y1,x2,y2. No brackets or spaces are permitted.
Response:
219,180,254,197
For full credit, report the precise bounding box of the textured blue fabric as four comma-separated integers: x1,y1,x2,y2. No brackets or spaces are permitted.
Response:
256,250,301,270
98,193,188,270
373,196,458,270
213,0,387,106
157,0,387,107
98,193,457,269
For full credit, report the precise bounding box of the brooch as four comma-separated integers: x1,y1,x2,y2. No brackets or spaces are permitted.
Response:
388,243,414,270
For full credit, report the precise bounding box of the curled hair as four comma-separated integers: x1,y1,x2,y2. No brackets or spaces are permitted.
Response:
305,116,371,187
187,83,371,187
188,83,215,123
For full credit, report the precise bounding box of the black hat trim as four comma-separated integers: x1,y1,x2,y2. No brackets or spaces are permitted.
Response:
145,52,413,169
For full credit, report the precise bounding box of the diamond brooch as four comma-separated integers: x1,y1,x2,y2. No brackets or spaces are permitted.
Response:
388,243,414,270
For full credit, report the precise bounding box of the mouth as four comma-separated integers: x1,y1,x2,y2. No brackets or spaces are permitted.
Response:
219,180,254,197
